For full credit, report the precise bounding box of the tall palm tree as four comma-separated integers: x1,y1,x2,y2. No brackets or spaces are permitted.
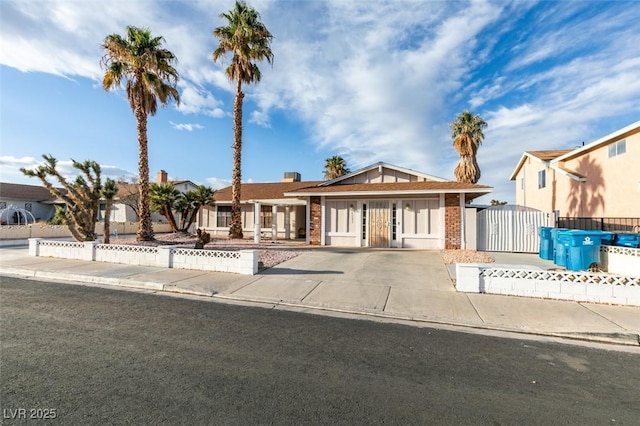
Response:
101,178,118,244
101,26,180,241
213,1,273,239
450,110,487,184
323,155,350,180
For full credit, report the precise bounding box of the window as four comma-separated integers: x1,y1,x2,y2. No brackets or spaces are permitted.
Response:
608,139,626,158
361,204,367,240
216,206,232,227
538,170,546,189
391,203,397,241
261,205,272,228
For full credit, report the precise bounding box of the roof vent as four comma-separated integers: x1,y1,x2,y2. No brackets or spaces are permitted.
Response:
282,172,301,182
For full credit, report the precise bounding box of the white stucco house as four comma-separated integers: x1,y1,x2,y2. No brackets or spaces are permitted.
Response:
199,162,492,249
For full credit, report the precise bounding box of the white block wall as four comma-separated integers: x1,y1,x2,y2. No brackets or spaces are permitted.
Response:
28,239,258,275
456,263,640,306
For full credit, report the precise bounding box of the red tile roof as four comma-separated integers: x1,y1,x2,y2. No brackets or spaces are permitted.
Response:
286,181,492,194
213,181,323,202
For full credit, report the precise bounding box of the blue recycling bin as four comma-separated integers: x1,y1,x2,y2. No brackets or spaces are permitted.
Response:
566,231,603,271
554,230,572,267
599,231,615,246
615,233,640,248
538,226,553,260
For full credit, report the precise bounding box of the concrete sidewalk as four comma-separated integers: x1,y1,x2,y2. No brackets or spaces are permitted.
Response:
1,246,639,347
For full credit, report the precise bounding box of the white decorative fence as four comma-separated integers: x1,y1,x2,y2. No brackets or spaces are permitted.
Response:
600,245,640,277
29,238,258,275
456,263,640,306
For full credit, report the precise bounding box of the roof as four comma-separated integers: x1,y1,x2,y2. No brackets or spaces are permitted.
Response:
213,181,322,202
0,182,59,202
510,120,640,180
554,120,640,162
509,150,572,180
286,181,492,197
320,161,447,186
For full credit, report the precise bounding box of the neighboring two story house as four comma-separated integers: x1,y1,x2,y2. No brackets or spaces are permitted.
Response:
510,120,640,218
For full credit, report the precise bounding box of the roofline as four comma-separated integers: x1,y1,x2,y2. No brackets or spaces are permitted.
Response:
319,162,447,186
284,188,492,197
553,120,640,162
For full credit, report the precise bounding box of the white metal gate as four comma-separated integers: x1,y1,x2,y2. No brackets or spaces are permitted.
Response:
477,205,548,253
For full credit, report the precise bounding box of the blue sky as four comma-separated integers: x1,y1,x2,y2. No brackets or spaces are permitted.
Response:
1,0,639,204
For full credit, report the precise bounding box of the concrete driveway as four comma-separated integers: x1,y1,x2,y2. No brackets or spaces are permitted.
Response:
227,249,483,323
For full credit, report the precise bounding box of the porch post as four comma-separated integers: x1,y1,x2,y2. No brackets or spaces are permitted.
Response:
254,202,261,243
460,192,466,250
271,204,278,242
284,206,291,239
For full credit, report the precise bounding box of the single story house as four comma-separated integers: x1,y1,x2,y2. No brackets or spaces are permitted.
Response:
0,182,61,223
509,120,639,218
200,162,492,249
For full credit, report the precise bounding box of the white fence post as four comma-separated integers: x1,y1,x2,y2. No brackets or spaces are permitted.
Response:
28,238,42,256
455,263,482,292
157,245,175,268
239,250,258,275
82,242,97,261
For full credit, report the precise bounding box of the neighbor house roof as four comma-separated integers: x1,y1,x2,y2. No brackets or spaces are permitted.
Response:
553,120,640,162
509,150,573,181
0,182,60,202
213,181,322,203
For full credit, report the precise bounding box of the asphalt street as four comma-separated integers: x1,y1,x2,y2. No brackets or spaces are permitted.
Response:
2,277,639,425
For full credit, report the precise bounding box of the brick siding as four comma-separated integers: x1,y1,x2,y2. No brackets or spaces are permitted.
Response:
309,196,321,245
444,194,461,249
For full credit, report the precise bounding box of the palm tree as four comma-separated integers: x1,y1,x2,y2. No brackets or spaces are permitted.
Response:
450,110,487,184
101,178,118,243
213,1,273,239
323,155,350,180
101,26,180,241
149,183,180,232
181,185,215,232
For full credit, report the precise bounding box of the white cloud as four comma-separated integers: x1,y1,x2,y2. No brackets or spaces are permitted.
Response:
205,177,231,190
170,121,204,132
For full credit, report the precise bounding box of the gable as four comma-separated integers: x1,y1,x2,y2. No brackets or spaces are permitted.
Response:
321,162,446,187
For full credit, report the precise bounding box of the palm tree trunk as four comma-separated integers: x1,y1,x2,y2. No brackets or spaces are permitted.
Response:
229,80,244,239
163,205,179,232
104,202,112,244
135,102,154,241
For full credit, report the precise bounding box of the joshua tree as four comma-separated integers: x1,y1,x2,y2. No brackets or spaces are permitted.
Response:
323,155,350,180
450,110,487,184
101,26,180,241
101,178,119,243
21,155,105,241
213,1,274,239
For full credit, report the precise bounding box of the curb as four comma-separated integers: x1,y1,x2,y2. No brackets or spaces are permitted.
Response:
2,267,638,347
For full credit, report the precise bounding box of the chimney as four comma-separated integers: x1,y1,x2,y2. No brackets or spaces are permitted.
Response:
282,172,301,182
157,170,168,183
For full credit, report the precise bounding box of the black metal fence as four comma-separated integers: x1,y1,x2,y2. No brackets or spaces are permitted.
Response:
556,217,640,232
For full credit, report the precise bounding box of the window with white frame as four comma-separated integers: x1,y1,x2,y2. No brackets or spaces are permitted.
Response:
538,170,546,189
608,139,626,158
261,205,273,228
216,206,232,227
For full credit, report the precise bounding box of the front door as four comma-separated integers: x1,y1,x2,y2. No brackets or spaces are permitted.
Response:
368,201,390,248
